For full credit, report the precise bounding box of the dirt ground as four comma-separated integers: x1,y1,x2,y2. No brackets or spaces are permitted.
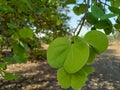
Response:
0,42,120,90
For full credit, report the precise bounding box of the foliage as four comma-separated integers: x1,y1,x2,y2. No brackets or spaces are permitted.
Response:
0,0,71,80
47,30,108,90
47,0,120,89
0,0,120,90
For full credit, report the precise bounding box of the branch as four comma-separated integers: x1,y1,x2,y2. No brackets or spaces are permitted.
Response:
98,0,110,7
76,0,90,36
73,20,81,34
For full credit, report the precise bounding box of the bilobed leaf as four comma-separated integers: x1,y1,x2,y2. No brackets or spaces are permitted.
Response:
19,27,34,39
57,68,71,89
91,4,104,18
71,70,87,90
86,12,98,25
73,4,87,15
64,38,89,73
73,6,80,15
84,30,108,54
87,47,96,64
47,37,71,68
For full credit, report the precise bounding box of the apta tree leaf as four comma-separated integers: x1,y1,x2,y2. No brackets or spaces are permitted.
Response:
57,68,71,89
47,37,71,68
64,38,89,73
71,70,87,90
84,30,108,54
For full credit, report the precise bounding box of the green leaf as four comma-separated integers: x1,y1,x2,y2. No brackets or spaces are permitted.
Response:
47,37,71,68
82,65,94,75
91,27,96,30
87,47,96,64
95,19,112,29
109,7,120,15
50,0,57,4
64,38,89,73
92,0,97,3
4,57,15,64
7,23,17,29
12,43,25,56
91,4,104,18
21,0,32,10
7,29,14,35
35,7,46,14
57,68,71,89
29,16,35,23
65,0,76,4
71,70,87,90
86,12,98,25
0,5,14,12
0,62,6,70
100,14,117,20
84,30,108,54
114,24,120,29
4,73,19,80
13,54,27,63
57,19,63,25
111,0,120,8
12,43,28,63
0,53,2,58
73,4,87,15
116,17,120,23
0,71,3,76
0,35,3,42
104,27,113,35
19,27,34,39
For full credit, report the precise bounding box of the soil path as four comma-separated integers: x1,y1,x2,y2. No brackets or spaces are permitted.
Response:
0,42,120,90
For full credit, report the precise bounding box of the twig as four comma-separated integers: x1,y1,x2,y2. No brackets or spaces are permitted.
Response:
76,0,90,36
98,0,110,7
104,0,107,8
73,20,81,34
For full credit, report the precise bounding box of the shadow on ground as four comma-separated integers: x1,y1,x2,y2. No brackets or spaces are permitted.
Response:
82,48,120,90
